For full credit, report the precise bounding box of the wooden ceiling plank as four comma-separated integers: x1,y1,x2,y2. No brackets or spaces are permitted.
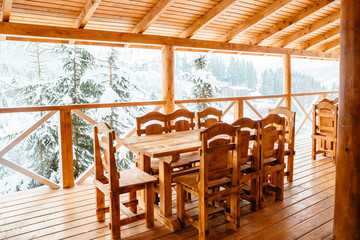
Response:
250,0,336,45
1,0,13,22
0,21,338,59
300,26,340,50
322,39,340,52
131,0,176,34
273,10,340,47
74,0,102,29
218,0,294,42
178,0,237,38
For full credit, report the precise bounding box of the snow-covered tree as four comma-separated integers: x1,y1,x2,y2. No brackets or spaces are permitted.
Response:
53,44,102,177
97,47,143,170
185,55,215,111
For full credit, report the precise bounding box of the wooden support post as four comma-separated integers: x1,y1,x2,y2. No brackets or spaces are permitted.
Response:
234,100,244,121
283,54,291,110
334,0,360,239
59,110,74,188
162,45,175,114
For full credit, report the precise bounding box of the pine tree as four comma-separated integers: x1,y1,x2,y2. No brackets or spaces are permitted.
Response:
53,44,102,178
4,43,61,190
97,47,143,170
188,55,215,111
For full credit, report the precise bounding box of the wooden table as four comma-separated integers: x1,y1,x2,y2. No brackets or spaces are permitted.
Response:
119,130,201,231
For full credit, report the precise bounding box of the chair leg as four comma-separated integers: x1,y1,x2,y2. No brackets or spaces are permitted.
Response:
109,192,121,240
198,198,209,240
312,138,316,160
259,176,265,209
129,190,137,214
332,141,336,163
287,154,294,182
275,170,284,201
176,183,186,228
230,191,240,231
145,183,155,228
96,188,105,222
250,178,260,211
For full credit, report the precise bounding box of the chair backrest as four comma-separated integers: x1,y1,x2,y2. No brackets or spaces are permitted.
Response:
136,111,169,136
268,107,296,148
167,109,196,132
196,107,222,129
94,122,119,191
313,101,338,137
198,122,238,195
231,118,260,183
319,98,337,105
260,114,286,166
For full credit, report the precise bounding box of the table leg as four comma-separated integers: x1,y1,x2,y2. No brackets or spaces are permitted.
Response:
138,154,151,202
159,159,172,217
138,154,151,173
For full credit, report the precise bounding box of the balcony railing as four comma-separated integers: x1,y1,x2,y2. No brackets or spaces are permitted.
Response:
0,91,338,191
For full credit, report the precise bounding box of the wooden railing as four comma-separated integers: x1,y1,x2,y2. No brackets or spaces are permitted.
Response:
0,91,338,190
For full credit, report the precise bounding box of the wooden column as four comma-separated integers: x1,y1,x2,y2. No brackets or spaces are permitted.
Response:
234,100,244,121
59,109,74,188
334,0,360,239
162,45,175,114
283,54,291,110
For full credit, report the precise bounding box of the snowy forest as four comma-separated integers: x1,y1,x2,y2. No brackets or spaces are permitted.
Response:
0,41,339,193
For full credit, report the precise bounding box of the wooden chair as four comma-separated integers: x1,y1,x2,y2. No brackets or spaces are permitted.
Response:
136,110,199,175
196,107,222,129
268,107,296,182
259,114,286,208
231,117,261,210
175,123,241,240
167,109,200,167
136,111,169,137
94,122,157,240
312,100,338,163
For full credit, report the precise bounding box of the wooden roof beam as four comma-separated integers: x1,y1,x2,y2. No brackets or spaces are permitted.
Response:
70,0,102,45
0,22,338,59
74,0,102,29
178,0,237,38
299,26,340,50
218,0,294,42
273,10,340,48
250,0,337,45
131,0,176,34
1,0,13,22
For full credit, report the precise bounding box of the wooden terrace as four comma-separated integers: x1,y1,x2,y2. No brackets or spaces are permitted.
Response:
1,0,360,238
0,138,335,240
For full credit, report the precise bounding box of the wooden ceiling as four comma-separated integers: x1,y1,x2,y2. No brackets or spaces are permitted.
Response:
0,0,340,59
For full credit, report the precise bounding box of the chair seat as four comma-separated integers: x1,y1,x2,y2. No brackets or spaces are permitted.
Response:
119,168,158,190
174,173,232,193
150,151,200,174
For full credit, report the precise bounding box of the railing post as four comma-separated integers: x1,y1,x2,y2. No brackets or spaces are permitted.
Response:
234,99,244,121
162,45,175,114
283,54,291,110
59,109,74,188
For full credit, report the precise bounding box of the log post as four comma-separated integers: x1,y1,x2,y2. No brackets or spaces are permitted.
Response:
334,0,360,239
234,100,244,121
59,109,74,188
162,45,175,114
283,54,291,110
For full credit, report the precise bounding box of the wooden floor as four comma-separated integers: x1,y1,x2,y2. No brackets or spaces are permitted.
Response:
0,138,335,240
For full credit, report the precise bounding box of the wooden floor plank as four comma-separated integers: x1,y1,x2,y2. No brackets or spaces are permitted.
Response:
297,219,334,240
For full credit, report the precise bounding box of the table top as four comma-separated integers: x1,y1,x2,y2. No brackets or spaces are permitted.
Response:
119,130,202,158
